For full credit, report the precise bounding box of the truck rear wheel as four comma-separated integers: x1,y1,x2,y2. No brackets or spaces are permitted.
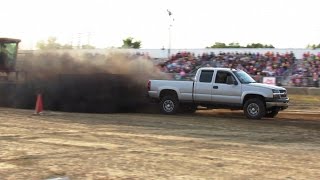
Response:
160,95,179,114
244,98,266,119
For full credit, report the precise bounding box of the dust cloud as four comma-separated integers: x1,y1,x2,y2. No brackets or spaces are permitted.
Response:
8,50,168,113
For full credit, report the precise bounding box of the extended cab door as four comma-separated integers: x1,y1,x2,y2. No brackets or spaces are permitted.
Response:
211,70,242,104
193,70,214,102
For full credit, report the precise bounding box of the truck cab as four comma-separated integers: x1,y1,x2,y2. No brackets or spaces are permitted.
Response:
194,68,242,104
0,38,21,80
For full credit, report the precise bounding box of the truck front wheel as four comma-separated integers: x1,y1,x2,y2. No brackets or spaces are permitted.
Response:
265,108,279,118
244,98,266,119
160,95,179,114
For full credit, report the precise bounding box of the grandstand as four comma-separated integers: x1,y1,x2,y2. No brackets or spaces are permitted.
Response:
156,50,320,87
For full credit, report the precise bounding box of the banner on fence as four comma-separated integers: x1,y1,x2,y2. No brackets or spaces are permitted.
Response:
263,77,276,85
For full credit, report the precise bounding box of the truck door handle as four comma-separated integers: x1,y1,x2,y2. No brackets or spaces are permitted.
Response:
213,86,218,89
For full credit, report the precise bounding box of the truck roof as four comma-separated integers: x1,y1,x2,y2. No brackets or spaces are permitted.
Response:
198,67,237,71
0,38,21,43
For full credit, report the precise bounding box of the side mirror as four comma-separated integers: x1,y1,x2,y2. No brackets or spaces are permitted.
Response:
233,80,238,85
227,76,237,85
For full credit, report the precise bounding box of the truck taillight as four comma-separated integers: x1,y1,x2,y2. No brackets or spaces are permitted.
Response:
147,81,151,91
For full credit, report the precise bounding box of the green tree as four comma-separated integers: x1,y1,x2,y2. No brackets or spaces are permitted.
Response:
245,43,274,48
121,37,141,49
246,43,263,48
81,44,96,49
36,37,61,50
307,44,320,49
208,42,227,48
61,44,73,49
207,42,274,48
228,42,241,48
36,37,74,50
264,44,274,48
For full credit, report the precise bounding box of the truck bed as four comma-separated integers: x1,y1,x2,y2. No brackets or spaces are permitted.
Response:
149,80,194,101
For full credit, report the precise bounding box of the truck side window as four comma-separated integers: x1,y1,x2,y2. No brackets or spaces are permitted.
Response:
199,70,214,83
215,71,234,84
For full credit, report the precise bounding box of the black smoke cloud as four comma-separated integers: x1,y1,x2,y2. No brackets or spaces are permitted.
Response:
4,50,168,113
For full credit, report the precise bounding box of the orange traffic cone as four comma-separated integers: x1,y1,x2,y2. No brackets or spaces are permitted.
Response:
34,94,43,115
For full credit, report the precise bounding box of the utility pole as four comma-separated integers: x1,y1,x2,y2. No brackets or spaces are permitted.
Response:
87,32,91,46
77,33,82,49
167,9,174,59
168,24,172,59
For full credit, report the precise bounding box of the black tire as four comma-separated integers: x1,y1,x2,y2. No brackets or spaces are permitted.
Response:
243,98,266,119
265,109,279,118
160,95,179,114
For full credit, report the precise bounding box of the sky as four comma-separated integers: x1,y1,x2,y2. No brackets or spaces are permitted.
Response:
1,0,320,49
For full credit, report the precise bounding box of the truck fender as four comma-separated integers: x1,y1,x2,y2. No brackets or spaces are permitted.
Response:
241,92,269,104
158,86,181,100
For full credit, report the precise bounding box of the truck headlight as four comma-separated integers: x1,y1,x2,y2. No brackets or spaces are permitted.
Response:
272,89,281,99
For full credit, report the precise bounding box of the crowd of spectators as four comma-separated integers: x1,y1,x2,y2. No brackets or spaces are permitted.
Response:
291,52,320,87
157,51,320,87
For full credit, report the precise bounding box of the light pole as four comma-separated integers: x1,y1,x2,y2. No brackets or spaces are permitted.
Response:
168,24,171,59
167,9,174,59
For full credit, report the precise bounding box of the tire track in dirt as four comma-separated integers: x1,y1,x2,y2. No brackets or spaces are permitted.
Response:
0,108,320,179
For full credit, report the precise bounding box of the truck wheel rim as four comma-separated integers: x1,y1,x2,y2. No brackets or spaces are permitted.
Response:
247,103,259,116
163,100,174,112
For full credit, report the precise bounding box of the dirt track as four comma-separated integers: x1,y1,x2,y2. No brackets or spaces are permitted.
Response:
0,108,319,180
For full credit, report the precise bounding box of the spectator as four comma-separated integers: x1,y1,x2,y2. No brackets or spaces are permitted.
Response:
313,72,319,87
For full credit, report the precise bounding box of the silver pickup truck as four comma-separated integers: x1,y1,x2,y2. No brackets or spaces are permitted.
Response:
148,67,289,119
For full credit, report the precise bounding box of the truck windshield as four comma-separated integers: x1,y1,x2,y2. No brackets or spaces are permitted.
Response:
233,70,256,84
0,42,18,70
